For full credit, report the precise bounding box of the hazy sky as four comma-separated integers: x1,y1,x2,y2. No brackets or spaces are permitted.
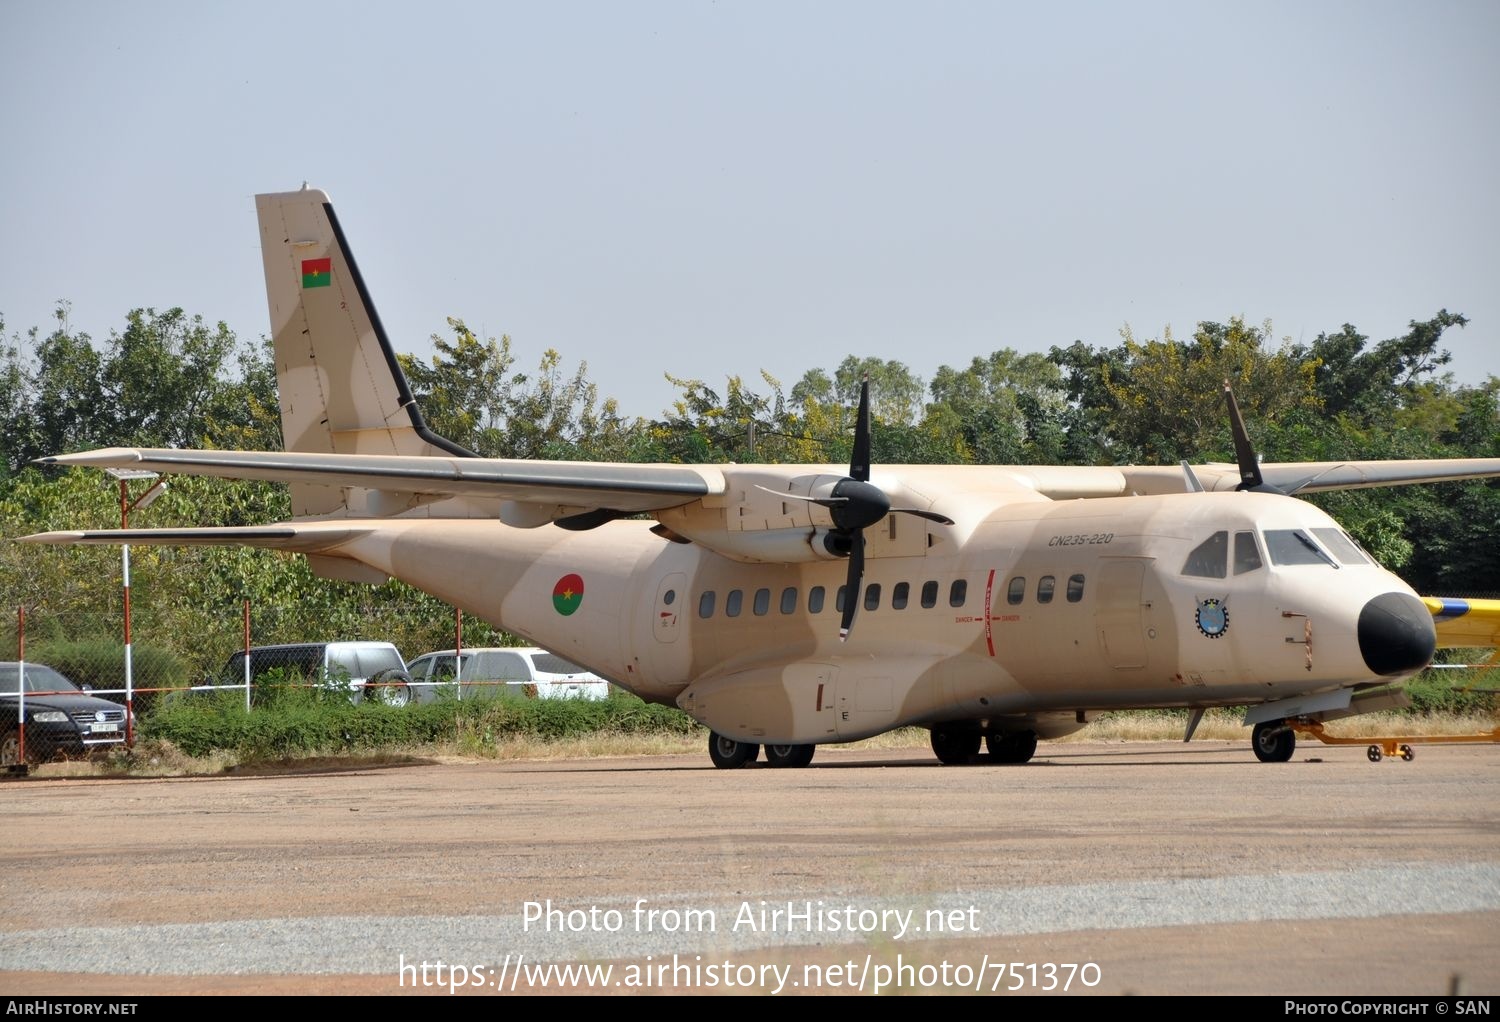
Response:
3,1,1497,422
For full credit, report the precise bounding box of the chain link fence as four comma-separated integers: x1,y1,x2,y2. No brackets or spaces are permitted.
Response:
1,580,525,768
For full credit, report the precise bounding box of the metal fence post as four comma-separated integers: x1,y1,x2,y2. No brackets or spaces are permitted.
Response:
243,600,252,712
17,606,26,764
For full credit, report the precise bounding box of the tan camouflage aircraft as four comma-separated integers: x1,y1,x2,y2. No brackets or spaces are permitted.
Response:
24,186,1500,768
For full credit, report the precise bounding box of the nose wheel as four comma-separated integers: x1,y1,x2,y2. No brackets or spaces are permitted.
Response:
1251,720,1296,763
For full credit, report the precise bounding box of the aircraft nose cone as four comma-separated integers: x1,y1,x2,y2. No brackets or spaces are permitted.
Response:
1357,592,1437,676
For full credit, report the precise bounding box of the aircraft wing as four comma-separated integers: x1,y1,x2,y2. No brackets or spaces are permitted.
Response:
38,447,725,515
1072,458,1500,498
1424,597,1500,649
37,448,1500,520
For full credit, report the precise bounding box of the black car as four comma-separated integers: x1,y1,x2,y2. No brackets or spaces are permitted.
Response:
1,662,130,765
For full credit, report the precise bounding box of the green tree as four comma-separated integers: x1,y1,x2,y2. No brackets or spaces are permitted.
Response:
1302,310,1465,425
399,319,638,460
1100,317,1319,462
927,349,1068,464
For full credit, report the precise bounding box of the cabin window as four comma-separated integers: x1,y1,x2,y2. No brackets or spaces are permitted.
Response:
949,579,967,608
1182,530,1229,578
865,584,881,611
1312,528,1370,565
698,591,715,618
808,586,826,613
892,582,909,609
1037,575,1055,603
725,589,743,617
780,587,798,614
1233,531,1263,575
1265,529,1336,566
1067,574,1085,602
836,586,848,613
921,581,938,608
1007,577,1026,605
753,588,770,615
663,589,675,606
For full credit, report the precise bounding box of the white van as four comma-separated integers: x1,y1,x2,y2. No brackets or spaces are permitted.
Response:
221,641,412,705
404,647,610,702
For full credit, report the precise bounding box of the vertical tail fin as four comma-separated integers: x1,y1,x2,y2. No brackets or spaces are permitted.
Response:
256,186,473,517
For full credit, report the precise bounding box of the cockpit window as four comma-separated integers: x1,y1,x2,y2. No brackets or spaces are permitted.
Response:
1233,531,1263,575
1181,531,1228,578
1311,528,1370,565
1264,529,1339,567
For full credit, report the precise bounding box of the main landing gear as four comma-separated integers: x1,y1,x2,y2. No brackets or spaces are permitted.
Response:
707,732,816,769
929,726,1039,765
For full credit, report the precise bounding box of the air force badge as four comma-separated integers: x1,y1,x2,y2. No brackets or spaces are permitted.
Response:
1195,597,1229,638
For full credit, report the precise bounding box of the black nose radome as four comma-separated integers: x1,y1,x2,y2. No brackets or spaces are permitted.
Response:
1358,593,1437,676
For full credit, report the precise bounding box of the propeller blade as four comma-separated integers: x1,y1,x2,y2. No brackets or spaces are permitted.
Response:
838,531,865,642
755,486,953,526
850,376,871,483
1223,381,1265,490
755,486,847,508
1223,381,1286,495
892,507,955,526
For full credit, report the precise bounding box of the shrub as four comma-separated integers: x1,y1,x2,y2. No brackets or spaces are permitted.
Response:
27,637,191,715
142,689,702,758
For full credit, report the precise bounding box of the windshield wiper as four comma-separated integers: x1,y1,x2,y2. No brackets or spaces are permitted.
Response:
1294,530,1340,569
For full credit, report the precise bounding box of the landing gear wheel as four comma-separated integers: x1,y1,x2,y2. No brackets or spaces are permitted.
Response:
1251,721,1296,763
764,743,816,768
930,727,982,765
1400,744,1415,762
985,730,1039,764
708,732,759,769
1367,745,1383,762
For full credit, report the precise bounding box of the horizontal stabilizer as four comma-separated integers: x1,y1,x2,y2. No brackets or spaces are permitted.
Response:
20,525,368,552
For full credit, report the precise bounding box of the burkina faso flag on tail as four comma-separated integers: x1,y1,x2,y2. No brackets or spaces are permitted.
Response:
553,574,585,616
301,257,331,288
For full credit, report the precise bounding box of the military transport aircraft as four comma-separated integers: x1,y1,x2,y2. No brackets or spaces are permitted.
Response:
22,186,1500,768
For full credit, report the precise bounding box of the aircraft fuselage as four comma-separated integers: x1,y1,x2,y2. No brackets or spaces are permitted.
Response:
333,489,1434,746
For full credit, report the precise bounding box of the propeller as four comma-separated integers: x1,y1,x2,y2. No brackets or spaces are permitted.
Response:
806,378,955,641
